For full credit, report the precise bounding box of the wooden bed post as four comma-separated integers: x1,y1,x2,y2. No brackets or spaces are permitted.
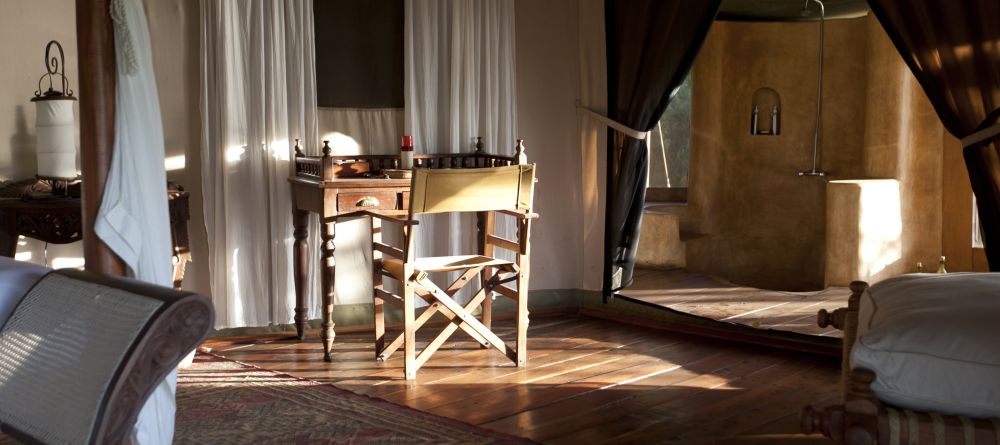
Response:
76,0,126,276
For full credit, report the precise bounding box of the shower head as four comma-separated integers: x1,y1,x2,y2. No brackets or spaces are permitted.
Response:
800,0,826,19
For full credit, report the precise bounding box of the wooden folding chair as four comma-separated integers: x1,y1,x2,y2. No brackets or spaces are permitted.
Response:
343,164,537,380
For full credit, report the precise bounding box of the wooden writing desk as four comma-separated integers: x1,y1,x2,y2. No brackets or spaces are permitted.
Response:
290,138,526,361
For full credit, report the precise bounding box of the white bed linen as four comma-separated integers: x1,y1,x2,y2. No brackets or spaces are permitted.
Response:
853,272,1000,418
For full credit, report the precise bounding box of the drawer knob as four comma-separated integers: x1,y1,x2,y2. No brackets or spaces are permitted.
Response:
356,196,381,207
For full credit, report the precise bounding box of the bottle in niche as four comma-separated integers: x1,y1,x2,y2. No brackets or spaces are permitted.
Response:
916,262,924,273
937,256,947,274
750,105,759,135
770,105,780,135
400,135,414,169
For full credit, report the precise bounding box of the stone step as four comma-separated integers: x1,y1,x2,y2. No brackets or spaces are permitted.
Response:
636,212,685,269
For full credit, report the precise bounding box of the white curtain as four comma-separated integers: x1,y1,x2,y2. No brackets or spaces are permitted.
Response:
404,0,518,296
200,0,319,328
318,107,403,155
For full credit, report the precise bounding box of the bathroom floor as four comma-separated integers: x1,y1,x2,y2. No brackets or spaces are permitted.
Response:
619,269,851,339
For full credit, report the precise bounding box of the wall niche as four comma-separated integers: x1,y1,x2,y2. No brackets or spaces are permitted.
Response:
750,87,781,136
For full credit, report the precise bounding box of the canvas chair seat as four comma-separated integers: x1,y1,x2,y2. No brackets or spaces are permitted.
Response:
381,256,517,281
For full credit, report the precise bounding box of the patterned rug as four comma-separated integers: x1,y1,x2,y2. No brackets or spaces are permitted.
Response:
175,353,532,444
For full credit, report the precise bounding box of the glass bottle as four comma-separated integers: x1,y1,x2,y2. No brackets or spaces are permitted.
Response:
400,135,414,169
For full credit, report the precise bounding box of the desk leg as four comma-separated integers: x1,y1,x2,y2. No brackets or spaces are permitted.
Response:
321,219,336,362
292,209,309,340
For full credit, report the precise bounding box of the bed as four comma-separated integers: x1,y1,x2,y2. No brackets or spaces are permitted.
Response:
802,273,1000,444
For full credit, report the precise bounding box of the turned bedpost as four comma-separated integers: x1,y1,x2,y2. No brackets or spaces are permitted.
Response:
818,280,866,397
321,140,334,181
77,0,126,276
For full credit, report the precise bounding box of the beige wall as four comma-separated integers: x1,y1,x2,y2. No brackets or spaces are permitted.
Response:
0,0,82,265
680,18,869,291
660,15,967,290
0,0,78,182
514,0,586,290
0,0,211,293
854,15,943,280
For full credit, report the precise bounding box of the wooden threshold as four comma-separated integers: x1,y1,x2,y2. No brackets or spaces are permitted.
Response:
611,269,849,356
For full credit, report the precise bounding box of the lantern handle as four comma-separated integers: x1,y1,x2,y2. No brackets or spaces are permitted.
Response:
34,40,74,98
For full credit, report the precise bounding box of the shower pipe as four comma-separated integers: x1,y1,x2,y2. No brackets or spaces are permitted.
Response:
799,0,827,177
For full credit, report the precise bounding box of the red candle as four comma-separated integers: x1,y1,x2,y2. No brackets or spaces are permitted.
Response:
401,135,413,150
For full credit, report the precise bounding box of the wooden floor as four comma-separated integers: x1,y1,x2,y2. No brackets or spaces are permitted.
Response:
206,315,839,444
621,269,851,338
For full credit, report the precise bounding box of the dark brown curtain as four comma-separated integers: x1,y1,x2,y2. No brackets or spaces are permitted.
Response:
603,0,720,299
867,0,1000,270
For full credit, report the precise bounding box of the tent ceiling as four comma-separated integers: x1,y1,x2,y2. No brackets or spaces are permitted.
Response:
717,0,870,21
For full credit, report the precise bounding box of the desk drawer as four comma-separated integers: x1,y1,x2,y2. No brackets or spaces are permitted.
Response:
337,191,399,212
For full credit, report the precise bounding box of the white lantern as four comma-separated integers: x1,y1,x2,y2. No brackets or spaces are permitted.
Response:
31,40,78,183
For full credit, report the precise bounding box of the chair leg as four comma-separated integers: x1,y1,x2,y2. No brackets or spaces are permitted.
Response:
403,280,417,380
516,219,531,367
480,268,492,349
516,276,528,367
373,281,385,360
372,218,385,360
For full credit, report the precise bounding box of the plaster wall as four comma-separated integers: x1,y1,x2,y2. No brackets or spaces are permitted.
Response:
661,15,950,290
0,0,84,266
848,15,943,281
681,18,869,291
514,0,585,290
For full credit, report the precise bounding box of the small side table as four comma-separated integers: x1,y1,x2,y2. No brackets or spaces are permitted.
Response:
0,179,192,289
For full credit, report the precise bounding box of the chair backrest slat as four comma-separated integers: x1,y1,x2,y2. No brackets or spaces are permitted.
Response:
408,164,535,216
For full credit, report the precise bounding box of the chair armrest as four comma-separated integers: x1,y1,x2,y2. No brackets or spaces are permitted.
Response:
338,209,420,226
497,209,539,220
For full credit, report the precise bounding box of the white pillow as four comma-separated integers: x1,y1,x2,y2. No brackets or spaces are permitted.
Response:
852,272,1000,418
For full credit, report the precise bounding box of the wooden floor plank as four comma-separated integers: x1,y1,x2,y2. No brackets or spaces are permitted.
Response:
620,269,850,338
204,315,837,445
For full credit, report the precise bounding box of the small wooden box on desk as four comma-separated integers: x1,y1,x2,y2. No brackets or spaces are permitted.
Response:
289,137,528,361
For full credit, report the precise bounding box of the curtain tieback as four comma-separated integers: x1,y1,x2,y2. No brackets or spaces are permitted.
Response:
960,122,1000,148
578,106,648,140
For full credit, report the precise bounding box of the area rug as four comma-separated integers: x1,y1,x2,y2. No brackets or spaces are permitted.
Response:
175,353,532,444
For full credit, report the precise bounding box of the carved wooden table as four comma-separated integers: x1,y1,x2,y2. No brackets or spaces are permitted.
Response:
289,175,411,362
290,138,527,362
0,179,192,289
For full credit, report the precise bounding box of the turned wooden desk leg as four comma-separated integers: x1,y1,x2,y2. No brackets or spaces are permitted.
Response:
292,209,310,340
320,219,337,362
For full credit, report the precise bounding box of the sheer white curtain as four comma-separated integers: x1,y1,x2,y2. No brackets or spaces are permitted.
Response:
318,107,403,155
200,0,319,328
405,0,518,293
